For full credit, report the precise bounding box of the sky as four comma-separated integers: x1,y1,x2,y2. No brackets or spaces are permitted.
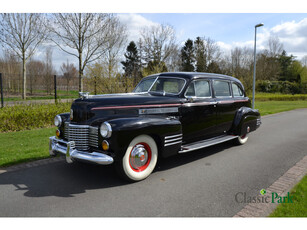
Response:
2,1,307,72
50,13,307,71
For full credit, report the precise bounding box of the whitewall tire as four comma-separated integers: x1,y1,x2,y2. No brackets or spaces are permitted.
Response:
235,134,249,145
117,135,158,182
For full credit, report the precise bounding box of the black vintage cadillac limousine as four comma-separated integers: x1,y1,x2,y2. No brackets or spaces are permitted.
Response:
49,72,261,181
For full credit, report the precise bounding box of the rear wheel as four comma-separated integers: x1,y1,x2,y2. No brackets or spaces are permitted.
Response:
116,135,158,182
234,134,248,145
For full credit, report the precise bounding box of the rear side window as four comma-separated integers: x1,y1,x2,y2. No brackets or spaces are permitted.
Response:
213,80,231,97
232,83,244,97
185,80,211,97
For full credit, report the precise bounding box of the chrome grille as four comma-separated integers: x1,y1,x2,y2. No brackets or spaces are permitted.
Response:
64,122,98,150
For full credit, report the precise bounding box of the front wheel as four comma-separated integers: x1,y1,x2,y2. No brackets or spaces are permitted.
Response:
234,134,249,145
116,135,158,182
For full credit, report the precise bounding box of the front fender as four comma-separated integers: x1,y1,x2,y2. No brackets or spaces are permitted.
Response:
231,107,261,136
107,117,182,160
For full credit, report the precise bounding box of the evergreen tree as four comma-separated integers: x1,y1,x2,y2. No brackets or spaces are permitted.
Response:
121,41,142,86
180,39,195,72
207,61,221,73
194,37,207,72
278,50,294,81
142,60,168,76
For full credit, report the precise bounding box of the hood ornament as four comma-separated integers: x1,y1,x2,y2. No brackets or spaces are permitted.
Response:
79,92,90,100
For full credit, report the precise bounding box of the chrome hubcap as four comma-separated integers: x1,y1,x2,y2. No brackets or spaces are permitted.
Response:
130,144,149,170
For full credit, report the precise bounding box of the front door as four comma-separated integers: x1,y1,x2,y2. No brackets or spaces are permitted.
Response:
180,79,218,144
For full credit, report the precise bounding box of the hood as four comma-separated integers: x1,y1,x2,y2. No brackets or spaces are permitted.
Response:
70,93,182,124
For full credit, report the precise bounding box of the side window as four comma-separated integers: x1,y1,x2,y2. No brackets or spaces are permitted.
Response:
134,77,156,92
213,80,231,97
232,83,244,97
185,80,211,97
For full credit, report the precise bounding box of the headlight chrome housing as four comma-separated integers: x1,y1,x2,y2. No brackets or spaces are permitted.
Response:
54,115,62,127
100,122,112,138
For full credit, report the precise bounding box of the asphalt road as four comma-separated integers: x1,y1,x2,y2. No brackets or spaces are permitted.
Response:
0,109,306,217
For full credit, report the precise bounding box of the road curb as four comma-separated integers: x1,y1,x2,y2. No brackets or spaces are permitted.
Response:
233,155,307,217
0,156,64,174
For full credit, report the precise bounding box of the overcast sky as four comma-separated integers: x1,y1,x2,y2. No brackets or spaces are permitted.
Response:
2,1,307,73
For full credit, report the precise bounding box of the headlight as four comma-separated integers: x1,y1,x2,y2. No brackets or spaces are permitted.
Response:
100,122,112,138
54,115,62,127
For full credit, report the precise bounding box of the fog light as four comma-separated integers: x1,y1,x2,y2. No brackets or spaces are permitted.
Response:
102,140,109,151
56,129,60,138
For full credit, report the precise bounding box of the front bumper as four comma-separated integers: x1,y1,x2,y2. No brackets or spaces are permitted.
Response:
49,136,114,165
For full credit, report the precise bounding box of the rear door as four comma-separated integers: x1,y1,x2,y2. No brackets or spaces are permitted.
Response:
180,79,217,143
213,79,237,134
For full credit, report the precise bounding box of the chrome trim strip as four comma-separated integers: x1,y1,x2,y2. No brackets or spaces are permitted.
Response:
217,100,235,104
139,107,179,115
165,134,182,139
49,136,113,165
80,92,148,99
165,137,182,143
92,103,181,111
179,135,238,153
164,140,182,147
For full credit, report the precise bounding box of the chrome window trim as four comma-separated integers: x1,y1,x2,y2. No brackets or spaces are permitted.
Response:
148,76,187,95
231,82,244,98
184,79,212,99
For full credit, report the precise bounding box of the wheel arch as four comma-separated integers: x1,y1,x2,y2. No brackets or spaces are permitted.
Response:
106,117,182,161
231,106,261,136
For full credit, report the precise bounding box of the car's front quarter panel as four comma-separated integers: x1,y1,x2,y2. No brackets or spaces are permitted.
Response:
106,116,182,160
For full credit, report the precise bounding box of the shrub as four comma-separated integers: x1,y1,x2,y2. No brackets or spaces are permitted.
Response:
256,80,306,94
0,102,71,132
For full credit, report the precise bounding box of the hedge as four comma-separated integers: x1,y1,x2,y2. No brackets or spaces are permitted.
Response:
0,102,71,132
252,93,307,101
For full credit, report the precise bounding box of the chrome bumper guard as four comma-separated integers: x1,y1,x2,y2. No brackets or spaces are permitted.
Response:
49,136,114,165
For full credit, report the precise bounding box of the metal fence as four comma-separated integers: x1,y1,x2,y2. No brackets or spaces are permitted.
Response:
0,73,79,97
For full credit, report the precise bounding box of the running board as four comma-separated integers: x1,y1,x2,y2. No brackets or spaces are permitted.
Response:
179,135,238,154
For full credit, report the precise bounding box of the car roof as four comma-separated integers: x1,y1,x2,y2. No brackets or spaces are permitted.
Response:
147,72,242,84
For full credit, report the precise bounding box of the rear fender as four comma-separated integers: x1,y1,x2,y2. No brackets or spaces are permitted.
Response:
231,107,261,136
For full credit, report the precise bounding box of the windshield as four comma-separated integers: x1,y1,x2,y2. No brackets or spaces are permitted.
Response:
133,77,156,93
149,77,186,95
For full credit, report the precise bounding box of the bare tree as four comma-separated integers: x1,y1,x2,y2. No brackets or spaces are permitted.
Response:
60,59,78,92
139,24,178,72
267,35,283,57
44,47,56,94
204,37,221,67
50,13,116,92
0,49,21,93
101,17,127,80
27,59,45,94
300,55,307,67
0,13,48,99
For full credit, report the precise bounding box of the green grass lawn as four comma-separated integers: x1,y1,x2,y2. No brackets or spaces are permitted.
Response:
0,127,55,167
269,175,307,217
255,100,307,116
0,100,307,168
